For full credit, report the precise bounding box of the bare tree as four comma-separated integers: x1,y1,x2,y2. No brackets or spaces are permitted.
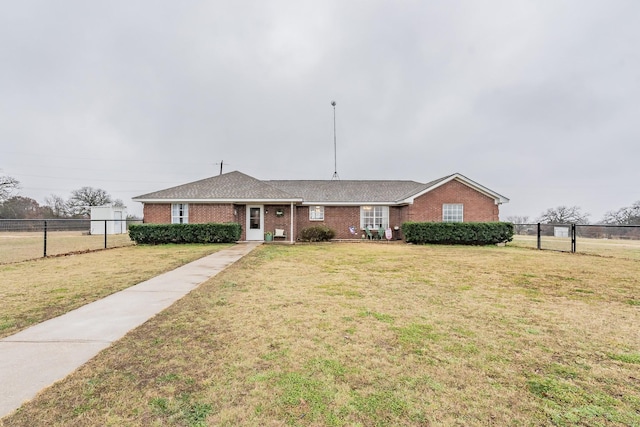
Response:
505,215,530,224
601,201,640,225
505,215,531,234
537,206,590,224
112,198,127,208
0,175,20,202
44,194,69,218
67,187,113,217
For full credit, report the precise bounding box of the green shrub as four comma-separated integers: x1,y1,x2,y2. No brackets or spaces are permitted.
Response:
402,222,513,245
129,223,242,244
299,225,336,242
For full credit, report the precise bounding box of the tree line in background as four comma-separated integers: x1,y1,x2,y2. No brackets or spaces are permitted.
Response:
0,175,131,219
2,173,638,225
507,202,640,227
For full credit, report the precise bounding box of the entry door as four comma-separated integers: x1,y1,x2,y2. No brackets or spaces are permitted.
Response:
246,205,264,241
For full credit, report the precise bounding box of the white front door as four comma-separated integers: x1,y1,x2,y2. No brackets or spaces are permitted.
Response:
246,205,264,240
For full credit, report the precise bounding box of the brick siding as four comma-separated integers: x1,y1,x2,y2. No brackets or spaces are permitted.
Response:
296,206,362,240
190,203,236,223
142,204,171,224
407,180,499,222
235,205,246,240
140,179,501,241
264,205,293,240
143,203,239,224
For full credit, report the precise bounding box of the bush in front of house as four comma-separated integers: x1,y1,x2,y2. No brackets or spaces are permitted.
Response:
402,222,514,245
299,225,336,242
129,223,242,244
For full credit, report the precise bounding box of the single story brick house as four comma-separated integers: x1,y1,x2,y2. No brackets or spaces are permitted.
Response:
132,171,509,242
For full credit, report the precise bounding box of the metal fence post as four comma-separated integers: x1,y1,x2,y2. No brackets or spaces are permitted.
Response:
43,220,48,257
537,223,541,250
571,224,576,253
104,220,108,249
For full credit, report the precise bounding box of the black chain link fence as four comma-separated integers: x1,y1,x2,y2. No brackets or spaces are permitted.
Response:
510,223,640,259
0,219,142,264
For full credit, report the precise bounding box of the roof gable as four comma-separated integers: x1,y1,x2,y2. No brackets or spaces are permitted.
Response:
133,171,300,202
401,173,509,204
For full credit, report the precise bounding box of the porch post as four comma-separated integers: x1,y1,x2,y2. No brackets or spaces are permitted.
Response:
290,202,294,243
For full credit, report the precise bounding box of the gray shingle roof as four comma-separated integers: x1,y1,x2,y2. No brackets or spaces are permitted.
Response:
133,171,508,205
266,179,429,203
133,171,299,201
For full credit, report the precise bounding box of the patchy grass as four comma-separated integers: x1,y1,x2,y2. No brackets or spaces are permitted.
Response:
510,234,640,260
0,244,229,338
0,231,136,264
2,243,639,426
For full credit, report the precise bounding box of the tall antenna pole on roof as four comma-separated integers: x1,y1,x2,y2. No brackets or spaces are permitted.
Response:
214,160,229,175
331,100,339,180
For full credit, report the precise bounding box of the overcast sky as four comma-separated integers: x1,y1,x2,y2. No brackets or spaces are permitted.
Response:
1,1,638,221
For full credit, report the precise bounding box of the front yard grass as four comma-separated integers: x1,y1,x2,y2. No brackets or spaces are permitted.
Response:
0,244,229,338
2,243,639,426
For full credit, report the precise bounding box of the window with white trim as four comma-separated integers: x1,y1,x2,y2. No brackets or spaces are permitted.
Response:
309,205,324,221
171,203,189,224
443,204,463,222
360,206,389,229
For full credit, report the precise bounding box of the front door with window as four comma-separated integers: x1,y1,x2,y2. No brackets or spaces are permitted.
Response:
245,205,264,240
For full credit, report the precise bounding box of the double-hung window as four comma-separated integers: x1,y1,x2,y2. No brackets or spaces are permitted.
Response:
360,206,389,229
171,203,189,224
442,204,463,222
309,205,324,221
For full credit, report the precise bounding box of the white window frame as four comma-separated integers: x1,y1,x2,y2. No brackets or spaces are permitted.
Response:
360,206,389,229
309,205,324,221
171,203,189,224
443,203,463,222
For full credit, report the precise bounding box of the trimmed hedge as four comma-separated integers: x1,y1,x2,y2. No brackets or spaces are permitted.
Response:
299,225,336,242
402,222,514,245
129,223,242,244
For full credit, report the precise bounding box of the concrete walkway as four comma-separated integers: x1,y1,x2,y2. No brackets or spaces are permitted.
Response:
0,242,261,419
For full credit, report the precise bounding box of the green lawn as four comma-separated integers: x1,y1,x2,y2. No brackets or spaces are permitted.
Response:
2,243,639,426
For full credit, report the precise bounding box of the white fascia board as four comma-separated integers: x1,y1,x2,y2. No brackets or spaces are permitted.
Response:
400,174,510,205
133,198,303,204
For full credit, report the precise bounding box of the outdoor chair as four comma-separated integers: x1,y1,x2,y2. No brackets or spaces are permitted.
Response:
364,226,373,240
274,228,286,239
378,226,385,240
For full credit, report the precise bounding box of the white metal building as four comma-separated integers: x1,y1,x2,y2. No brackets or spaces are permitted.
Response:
90,206,127,235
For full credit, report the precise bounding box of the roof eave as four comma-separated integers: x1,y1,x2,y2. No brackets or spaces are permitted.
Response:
133,198,303,204
301,201,402,206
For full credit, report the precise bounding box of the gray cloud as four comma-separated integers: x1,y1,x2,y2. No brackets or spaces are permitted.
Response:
1,0,639,221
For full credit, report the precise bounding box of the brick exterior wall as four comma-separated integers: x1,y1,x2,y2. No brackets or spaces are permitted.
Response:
406,180,499,222
296,206,361,240
293,206,407,240
264,205,292,240
235,204,246,240
140,180,500,241
190,203,236,223
143,204,171,224
143,203,239,224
